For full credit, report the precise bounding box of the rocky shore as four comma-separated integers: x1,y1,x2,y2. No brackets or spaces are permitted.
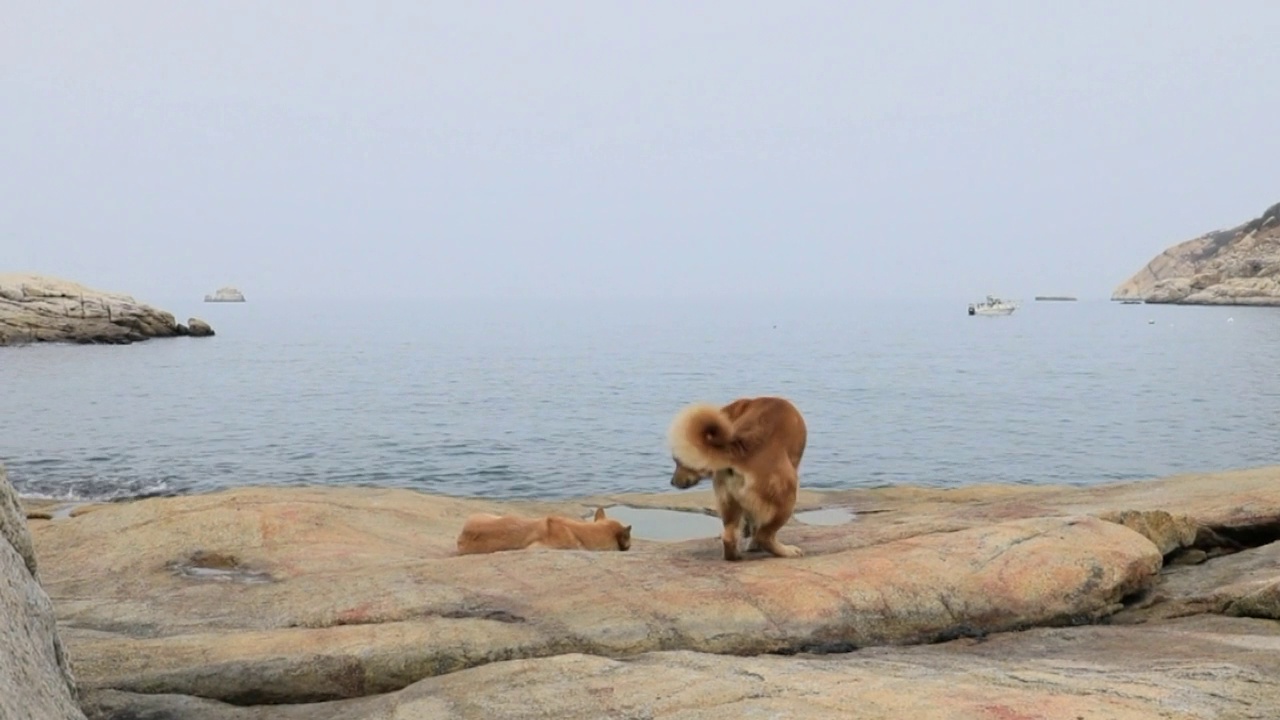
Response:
7,464,1280,719
1113,200,1280,305
0,273,214,346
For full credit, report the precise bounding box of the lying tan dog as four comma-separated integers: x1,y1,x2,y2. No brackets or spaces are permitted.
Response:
668,396,807,561
455,507,633,555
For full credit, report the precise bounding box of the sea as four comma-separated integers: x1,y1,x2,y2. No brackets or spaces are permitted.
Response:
1,297,1276,502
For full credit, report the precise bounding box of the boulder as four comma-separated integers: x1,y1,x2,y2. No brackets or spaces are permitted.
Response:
1,465,85,719
0,273,208,346
187,317,215,337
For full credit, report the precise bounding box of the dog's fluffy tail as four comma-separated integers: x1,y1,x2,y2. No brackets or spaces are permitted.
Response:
668,402,736,470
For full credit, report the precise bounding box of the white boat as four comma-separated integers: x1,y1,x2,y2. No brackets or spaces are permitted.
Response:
967,295,1018,316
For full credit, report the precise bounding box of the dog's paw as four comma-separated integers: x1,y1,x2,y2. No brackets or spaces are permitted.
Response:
722,540,743,561
774,543,804,558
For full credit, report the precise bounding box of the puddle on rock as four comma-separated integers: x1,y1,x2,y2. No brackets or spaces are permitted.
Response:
596,506,723,542
167,550,275,584
50,502,94,520
794,507,857,526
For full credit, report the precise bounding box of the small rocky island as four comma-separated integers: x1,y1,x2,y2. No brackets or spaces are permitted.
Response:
0,273,214,346
1113,200,1280,305
204,286,245,303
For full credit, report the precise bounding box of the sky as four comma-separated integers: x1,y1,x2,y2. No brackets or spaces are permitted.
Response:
3,1,1279,303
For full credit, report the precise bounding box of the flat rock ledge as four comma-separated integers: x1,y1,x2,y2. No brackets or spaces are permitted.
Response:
22,465,1280,719
0,273,213,345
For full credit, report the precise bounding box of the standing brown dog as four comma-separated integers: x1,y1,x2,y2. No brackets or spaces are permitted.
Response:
667,396,807,560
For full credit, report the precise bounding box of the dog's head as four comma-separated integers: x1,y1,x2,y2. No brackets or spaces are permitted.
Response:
591,507,633,551
670,456,712,489
614,523,632,551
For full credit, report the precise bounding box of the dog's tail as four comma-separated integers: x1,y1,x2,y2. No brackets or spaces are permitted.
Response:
667,402,737,470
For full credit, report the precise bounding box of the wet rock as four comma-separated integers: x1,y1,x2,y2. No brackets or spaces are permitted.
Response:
166,550,274,584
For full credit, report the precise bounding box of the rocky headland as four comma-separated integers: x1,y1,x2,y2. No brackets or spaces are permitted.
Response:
1113,200,1280,305
0,273,214,346
8,463,1280,718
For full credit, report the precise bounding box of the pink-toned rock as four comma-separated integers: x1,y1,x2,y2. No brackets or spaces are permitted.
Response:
80,616,1280,720
33,486,1158,705
27,464,1280,717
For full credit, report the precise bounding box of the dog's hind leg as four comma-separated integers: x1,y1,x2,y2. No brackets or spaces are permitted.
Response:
743,513,762,551
745,470,803,559
751,515,803,558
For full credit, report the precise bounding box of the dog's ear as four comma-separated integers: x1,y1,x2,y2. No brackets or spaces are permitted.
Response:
593,507,606,521
623,525,632,534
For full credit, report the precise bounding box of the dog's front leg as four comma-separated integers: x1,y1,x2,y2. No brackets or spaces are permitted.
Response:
713,473,745,561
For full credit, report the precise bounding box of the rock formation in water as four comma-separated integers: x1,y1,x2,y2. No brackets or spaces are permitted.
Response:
203,287,245,303
0,273,214,346
187,318,215,337
19,465,1280,718
1113,200,1280,304
1,466,87,719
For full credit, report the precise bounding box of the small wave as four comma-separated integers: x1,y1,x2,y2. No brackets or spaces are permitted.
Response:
13,475,176,503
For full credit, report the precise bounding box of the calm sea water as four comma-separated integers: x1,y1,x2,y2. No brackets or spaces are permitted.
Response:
1,297,1276,502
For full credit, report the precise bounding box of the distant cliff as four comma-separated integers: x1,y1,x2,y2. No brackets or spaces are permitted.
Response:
1113,201,1280,305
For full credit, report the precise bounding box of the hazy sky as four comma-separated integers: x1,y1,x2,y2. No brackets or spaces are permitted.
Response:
3,2,1278,302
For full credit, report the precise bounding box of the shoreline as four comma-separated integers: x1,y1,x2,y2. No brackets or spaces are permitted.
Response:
16,461,1265,504
18,464,1274,544
11,460,1252,510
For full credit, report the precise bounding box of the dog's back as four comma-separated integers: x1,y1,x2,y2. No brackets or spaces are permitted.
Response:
670,396,807,478
456,508,632,555
455,514,541,555
540,515,632,551
720,396,807,469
